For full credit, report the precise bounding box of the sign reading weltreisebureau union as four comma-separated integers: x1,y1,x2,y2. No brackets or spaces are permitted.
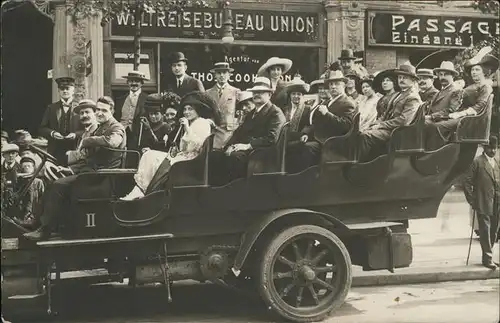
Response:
111,8,319,43
367,11,499,48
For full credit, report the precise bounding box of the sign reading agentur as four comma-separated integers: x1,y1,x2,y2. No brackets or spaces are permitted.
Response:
367,11,499,48
111,8,319,42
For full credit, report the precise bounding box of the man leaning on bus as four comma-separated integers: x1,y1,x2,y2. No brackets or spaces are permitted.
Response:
23,98,126,241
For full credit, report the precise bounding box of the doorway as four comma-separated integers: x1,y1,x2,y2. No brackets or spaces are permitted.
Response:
1,2,53,135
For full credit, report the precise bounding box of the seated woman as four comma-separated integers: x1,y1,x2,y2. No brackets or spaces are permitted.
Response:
425,47,497,149
358,76,381,132
372,69,400,119
139,94,173,153
121,91,219,200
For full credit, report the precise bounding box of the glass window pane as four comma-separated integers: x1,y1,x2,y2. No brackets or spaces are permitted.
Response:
114,52,152,80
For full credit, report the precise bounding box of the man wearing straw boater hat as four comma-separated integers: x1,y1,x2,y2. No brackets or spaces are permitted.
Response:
463,135,500,269
206,62,241,149
164,52,204,97
416,68,439,107
39,76,82,165
115,70,149,150
294,70,356,171
257,56,293,108
359,62,421,160
210,77,285,185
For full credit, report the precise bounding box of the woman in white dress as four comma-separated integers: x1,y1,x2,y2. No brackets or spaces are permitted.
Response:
357,76,381,132
121,91,219,200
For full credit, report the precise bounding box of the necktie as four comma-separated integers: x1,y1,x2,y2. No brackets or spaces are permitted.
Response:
218,86,223,98
177,79,182,88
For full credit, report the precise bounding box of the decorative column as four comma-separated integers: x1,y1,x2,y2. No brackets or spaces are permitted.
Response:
51,2,103,103
324,1,365,65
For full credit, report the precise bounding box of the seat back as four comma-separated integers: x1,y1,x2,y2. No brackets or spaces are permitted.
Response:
247,122,290,176
455,94,493,144
102,147,141,169
321,113,360,164
388,104,426,154
168,134,214,188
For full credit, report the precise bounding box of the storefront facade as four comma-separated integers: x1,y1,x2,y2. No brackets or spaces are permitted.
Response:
103,0,327,98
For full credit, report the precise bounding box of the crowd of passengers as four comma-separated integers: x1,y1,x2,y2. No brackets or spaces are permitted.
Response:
1,47,498,241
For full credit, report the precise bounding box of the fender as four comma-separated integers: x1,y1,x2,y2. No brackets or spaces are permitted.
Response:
232,208,351,272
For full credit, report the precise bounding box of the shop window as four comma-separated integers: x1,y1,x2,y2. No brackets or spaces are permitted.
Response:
159,43,319,92
111,45,157,88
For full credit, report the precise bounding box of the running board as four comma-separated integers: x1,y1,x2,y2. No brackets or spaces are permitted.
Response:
347,221,403,230
36,233,174,248
8,293,45,300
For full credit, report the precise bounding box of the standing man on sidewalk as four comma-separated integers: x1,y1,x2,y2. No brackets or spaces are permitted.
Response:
464,135,500,269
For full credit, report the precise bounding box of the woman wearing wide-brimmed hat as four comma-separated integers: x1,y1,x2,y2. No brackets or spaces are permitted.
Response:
372,68,401,118
426,46,498,149
257,57,293,107
121,91,220,200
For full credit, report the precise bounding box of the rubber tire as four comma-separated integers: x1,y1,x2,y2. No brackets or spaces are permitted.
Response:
258,225,352,322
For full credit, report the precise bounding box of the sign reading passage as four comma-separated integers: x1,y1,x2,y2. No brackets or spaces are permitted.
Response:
111,8,319,42
367,11,499,48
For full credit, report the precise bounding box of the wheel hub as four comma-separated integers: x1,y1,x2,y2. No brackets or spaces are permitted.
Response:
299,265,316,282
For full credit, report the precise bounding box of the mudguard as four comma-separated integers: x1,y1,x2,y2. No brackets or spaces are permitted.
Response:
232,208,351,271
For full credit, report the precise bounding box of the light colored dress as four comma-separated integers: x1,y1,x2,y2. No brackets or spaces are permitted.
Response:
133,117,211,192
358,93,381,132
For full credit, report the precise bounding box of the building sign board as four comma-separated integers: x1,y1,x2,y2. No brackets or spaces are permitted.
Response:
367,11,499,48
111,8,319,42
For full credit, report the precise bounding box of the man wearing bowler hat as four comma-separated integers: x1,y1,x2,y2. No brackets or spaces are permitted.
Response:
416,68,439,107
338,49,366,79
39,76,82,165
359,63,421,160
115,70,149,150
206,62,241,149
165,52,204,97
464,136,500,269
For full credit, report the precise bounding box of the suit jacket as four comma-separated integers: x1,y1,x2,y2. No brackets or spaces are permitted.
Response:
303,94,356,142
206,84,240,130
378,88,421,131
428,83,463,120
419,86,439,106
464,154,500,216
67,122,98,165
114,91,148,148
39,101,82,156
165,74,205,98
77,117,126,171
226,101,286,149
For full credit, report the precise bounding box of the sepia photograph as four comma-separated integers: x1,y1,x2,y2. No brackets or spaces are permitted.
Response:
0,0,499,322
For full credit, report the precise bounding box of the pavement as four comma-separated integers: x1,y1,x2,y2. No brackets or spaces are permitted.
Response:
352,189,500,287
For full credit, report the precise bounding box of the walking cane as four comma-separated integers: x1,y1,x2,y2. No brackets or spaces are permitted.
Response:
466,209,476,266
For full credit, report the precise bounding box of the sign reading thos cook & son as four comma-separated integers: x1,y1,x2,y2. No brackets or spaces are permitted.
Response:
367,11,499,48
111,8,319,42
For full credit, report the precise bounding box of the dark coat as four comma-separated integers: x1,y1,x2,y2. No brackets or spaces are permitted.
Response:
464,154,500,216
419,86,439,106
226,101,286,149
303,94,356,142
282,103,310,142
75,117,126,172
164,75,205,98
114,91,148,149
427,83,463,121
39,101,82,161
378,88,421,130
1,161,22,187
139,122,171,151
270,79,288,108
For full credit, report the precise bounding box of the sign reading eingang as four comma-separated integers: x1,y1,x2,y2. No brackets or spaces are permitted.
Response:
367,11,499,49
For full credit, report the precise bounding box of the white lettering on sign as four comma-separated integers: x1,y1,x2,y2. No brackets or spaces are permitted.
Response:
86,213,96,228
115,11,316,35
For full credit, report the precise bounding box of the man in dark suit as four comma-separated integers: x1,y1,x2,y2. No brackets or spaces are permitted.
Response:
416,68,439,107
294,70,356,170
424,62,464,150
24,98,126,241
39,77,82,165
359,63,422,160
210,77,286,184
114,71,148,150
163,52,204,97
464,136,499,269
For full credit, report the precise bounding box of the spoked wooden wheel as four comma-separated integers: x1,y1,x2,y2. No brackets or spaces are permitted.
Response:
259,225,352,322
